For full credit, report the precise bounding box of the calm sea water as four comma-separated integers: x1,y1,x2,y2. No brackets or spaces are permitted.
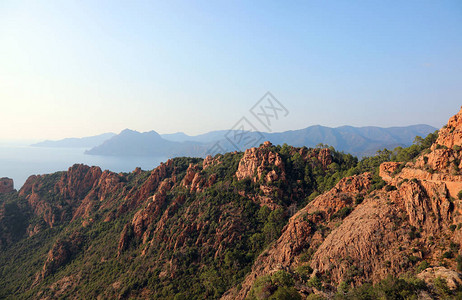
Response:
0,143,167,190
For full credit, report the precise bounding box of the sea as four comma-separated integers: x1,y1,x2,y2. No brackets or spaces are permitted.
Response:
0,141,167,190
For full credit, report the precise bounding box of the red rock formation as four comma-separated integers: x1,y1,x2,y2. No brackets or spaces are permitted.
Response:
126,160,173,208
40,232,83,279
0,177,14,194
235,142,286,183
223,174,372,299
54,164,102,200
435,106,462,149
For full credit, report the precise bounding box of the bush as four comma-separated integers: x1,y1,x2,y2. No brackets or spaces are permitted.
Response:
355,194,364,205
456,255,462,272
384,185,397,191
307,275,322,290
268,286,301,300
299,248,315,263
416,260,430,272
458,190,462,200
434,277,451,297
296,264,313,281
330,207,353,220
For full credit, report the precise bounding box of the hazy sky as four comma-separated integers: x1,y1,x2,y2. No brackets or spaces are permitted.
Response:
1,1,461,140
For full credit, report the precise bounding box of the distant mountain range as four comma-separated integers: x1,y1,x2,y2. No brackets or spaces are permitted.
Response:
84,129,205,157
31,133,116,148
31,124,437,158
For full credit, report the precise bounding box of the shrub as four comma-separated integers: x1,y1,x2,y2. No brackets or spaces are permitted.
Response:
408,255,420,264
434,277,451,297
355,194,364,205
337,281,349,294
330,207,353,220
271,270,294,287
384,185,397,192
269,286,301,300
299,248,315,262
307,275,322,290
295,264,313,281
458,190,462,200
456,255,462,272
416,260,430,272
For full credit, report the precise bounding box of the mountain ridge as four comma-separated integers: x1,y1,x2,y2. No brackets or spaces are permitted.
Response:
31,132,116,149
3,111,461,298
84,124,437,158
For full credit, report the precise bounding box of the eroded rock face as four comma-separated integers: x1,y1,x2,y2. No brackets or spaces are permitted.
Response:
235,142,286,183
224,173,372,299
308,108,462,287
0,178,14,194
435,106,462,149
54,164,102,200
40,232,83,279
182,164,205,192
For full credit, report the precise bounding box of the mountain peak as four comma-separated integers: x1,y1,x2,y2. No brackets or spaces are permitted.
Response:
120,129,138,135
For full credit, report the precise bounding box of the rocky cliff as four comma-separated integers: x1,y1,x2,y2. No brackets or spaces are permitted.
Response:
223,107,462,299
0,108,460,299
0,177,14,194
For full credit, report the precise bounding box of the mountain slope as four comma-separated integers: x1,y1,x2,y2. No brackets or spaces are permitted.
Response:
224,108,462,299
0,109,459,299
1,140,361,298
85,129,206,157
31,133,116,148
94,125,436,158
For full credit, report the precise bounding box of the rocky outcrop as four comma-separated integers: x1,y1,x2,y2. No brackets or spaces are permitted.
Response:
236,142,286,183
0,178,14,194
124,160,174,209
435,106,462,149
182,164,205,192
417,267,462,290
40,232,83,279
54,164,102,200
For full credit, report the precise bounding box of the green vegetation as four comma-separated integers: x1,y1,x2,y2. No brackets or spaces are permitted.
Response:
248,273,462,300
334,275,428,300
247,270,301,300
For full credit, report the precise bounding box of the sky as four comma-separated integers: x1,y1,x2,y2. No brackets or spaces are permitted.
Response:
0,0,461,140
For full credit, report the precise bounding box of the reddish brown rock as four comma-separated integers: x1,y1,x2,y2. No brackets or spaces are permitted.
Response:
224,174,372,299
0,177,13,194
203,155,220,169
317,148,333,169
379,162,401,181
235,143,286,183
435,106,462,149
124,160,173,209
40,232,83,279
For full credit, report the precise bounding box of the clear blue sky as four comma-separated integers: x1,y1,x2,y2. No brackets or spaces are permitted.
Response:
0,0,461,140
